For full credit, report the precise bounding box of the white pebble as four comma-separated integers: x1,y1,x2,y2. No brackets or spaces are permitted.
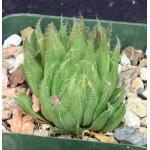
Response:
120,53,131,66
9,53,24,74
140,67,147,81
3,34,22,48
127,96,141,107
34,124,52,137
124,110,140,128
15,53,24,66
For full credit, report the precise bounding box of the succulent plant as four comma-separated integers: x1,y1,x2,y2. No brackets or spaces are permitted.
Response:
16,18,126,135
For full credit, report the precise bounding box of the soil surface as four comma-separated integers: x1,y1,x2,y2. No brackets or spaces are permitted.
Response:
2,0,147,23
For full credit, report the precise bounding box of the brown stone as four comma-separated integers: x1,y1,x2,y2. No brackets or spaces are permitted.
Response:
9,68,25,87
2,110,12,120
89,132,117,144
2,87,16,98
123,47,144,65
7,108,35,134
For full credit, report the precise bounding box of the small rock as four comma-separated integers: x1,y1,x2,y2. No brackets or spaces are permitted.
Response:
140,67,147,81
124,110,140,128
9,53,24,73
82,130,90,136
2,58,16,69
114,127,146,147
2,87,16,99
127,96,141,105
131,77,144,90
7,108,22,133
139,127,147,138
7,108,35,134
3,34,22,48
119,67,136,80
120,53,131,66
34,124,52,137
131,103,146,118
123,47,144,66
21,115,35,134
8,98,20,109
140,117,147,127
89,132,117,144
3,97,21,113
126,96,146,118
2,45,22,59
9,68,25,87
34,129,50,137
2,110,12,120
15,53,24,66
126,92,137,98
137,88,147,99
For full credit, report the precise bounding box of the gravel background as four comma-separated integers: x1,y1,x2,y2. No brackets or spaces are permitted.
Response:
3,0,147,23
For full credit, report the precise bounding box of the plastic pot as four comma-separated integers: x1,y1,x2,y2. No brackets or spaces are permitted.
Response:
2,14,147,150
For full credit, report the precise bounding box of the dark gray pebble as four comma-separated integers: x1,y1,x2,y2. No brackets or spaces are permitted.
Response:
114,127,146,147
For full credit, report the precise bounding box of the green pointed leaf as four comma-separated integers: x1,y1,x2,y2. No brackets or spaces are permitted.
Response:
22,42,43,96
59,19,68,50
95,22,110,77
102,103,126,132
90,105,113,131
16,93,46,121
